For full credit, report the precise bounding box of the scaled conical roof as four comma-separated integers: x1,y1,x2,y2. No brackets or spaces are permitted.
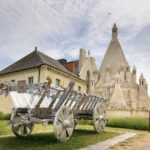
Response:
99,23,129,75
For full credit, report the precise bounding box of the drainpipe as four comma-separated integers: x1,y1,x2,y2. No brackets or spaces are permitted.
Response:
38,66,41,83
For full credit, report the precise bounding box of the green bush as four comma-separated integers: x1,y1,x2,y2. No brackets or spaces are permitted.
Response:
0,113,11,120
76,117,149,131
107,117,149,131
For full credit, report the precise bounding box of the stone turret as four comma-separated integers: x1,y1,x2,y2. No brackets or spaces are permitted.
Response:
126,66,132,82
139,73,147,88
138,73,150,109
132,66,136,83
79,49,98,95
99,23,129,81
79,48,86,71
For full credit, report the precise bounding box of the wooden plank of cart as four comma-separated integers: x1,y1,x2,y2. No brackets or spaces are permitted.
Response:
64,88,108,133
0,77,108,142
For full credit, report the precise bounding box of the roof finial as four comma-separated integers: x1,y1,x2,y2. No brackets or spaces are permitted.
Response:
88,50,90,57
133,65,136,71
35,46,37,51
112,23,118,38
140,73,145,80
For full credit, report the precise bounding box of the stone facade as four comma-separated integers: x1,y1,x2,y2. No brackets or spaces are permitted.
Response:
79,49,99,94
79,23,150,112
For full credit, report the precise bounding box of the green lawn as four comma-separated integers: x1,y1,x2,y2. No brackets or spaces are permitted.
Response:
1,117,148,150
107,118,149,131
0,120,120,150
0,120,53,135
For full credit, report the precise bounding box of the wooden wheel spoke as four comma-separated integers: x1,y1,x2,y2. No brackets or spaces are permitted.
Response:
99,122,103,131
57,117,63,123
101,119,106,128
95,119,100,126
68,114,74,122
24,125,28,135
99,107,104,114
20,125,26,135
54,106,74,141
59,110,65,120
26,124,33,130
59,129,67,140
93,103,106,133
11,112,34,137
56,124,63,135
66,127,73,137
94,113,99,119
14,124,22,133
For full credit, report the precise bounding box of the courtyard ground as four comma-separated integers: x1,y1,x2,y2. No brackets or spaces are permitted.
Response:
107,132,150,150
0,120,121,150
1,120,150,150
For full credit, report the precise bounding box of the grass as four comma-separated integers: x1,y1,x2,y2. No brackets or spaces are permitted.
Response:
0,120,120,150
0,120,54,136
0,114,148,150
107,118,149,131
0,113,11,120
79,118,149,131
0,130,119,150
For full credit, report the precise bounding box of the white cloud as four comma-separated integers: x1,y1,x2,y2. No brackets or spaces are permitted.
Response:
0,0,150,94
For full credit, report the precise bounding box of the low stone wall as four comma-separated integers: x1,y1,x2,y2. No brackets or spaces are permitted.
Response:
0,96,150,118
0,95,13,113
107,108,150,118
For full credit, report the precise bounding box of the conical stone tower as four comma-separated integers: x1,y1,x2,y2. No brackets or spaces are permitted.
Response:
99,23,129,82
96,23,135,109
95,23,150,111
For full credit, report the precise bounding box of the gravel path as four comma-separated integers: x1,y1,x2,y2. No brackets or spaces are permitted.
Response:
107,132,150,150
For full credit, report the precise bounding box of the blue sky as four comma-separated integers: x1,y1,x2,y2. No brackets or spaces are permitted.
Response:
0,0,150,92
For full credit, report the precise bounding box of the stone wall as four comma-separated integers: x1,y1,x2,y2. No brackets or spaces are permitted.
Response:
0,95,13,113
107,108,150,118
0,65,87,114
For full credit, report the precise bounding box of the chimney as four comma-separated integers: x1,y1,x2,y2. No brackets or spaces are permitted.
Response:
112,23,118,38
35,46,37,51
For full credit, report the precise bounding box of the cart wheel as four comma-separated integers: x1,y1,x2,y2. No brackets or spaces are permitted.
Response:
93,101,106,133
53,106,74,142
10,112,34,137
74,119,78,129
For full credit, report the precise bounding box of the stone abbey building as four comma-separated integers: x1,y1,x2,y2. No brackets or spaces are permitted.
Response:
79,23,150,112
0,23,150,115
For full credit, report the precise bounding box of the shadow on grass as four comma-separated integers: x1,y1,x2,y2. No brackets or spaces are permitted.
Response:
0,129,119,150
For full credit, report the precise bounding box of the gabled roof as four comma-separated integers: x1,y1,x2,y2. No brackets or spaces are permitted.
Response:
0,49,78,78
99,23,129,75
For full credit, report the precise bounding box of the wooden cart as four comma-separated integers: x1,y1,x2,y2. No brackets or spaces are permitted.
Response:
0,79,107,142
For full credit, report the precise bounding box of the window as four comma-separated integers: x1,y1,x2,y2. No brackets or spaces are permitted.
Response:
28,77,34,85
11,80,15,83
78,86,81,92
55,79,61,87
91,81,94,86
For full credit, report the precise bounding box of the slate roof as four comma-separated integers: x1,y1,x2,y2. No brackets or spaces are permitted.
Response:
0,49,79,78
